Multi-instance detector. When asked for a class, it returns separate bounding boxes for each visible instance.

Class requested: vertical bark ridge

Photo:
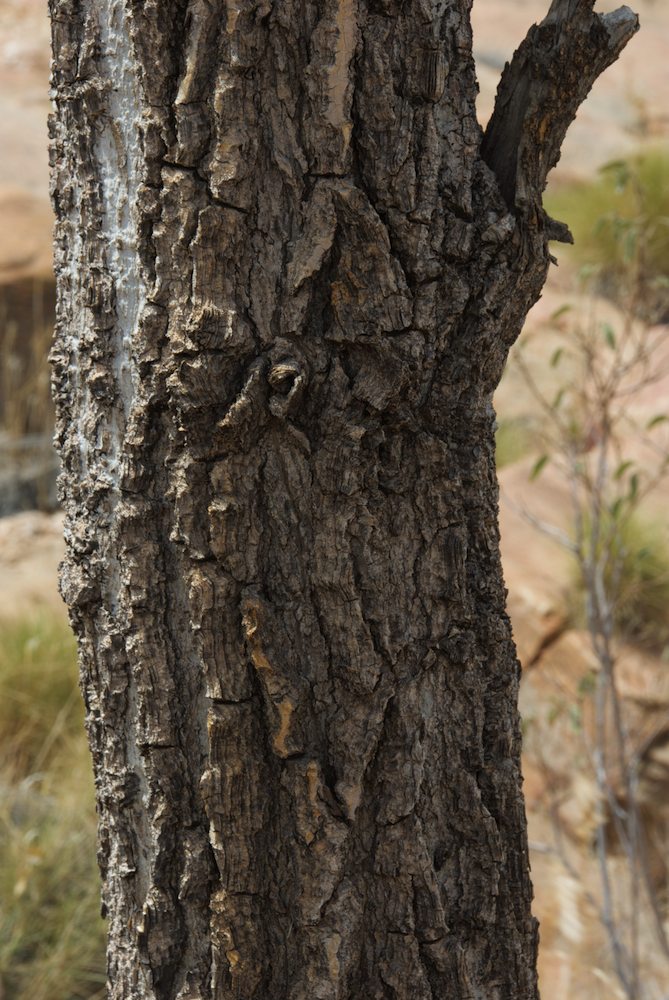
[50,0,635,996]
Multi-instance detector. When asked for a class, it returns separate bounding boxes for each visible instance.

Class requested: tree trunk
[48,1,637,997]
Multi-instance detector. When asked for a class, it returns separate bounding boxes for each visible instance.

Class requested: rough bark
[48,1,637,997]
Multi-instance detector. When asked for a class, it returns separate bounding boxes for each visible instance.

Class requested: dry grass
[0,615,106,1000]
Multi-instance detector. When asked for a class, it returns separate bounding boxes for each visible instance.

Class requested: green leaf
[614,460,634,480]
[577,671,596,697]
[646,414,668,430]
[599,159,630,182]
[623,228,637,263]
[593,216,612,238]
[550,304,572,322]
[551,387,565,411]
[609,497,624,519]
[599,159,628,171]
[578,263,600,283]
[550,347,564,368]
[569,704,582,732]
[629,473,639,501]
[546,703,563,725]
[530,454,550,480]
[599,159,632,193]
[602,323,616,349]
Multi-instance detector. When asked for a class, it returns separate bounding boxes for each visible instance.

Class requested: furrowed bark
[48,1,636,997]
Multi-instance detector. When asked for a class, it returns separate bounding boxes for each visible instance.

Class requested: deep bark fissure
[49,0,637,997]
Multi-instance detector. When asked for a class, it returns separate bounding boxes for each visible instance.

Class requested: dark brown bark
[48,1,636,997]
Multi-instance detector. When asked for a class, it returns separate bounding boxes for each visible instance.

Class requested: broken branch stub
[481,0,639,240]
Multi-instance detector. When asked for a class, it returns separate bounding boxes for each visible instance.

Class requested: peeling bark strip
[49,1,635,997]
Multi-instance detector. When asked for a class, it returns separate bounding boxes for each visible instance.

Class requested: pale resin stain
[226,0,241,34]
[213,137,243,182]
[326,933,342,982]
[243,602,300,758]
[272,698,295,757]
[95,0,145,477]
[301,760,323,844]
[244,610,272,673]
[176,0,209,104]
[339,780,361,819]
[326,0,358,140]
[250,647,271,671]
[225,948,241,970]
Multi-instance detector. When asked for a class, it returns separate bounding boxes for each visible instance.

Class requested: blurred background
[0,1,667,997]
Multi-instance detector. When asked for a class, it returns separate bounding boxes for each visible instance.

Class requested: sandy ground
[0,510,66,620]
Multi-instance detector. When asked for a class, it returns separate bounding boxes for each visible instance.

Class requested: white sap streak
[64,196,91,472]
[56,95,90,472]
[94,0,151,879]
[95,0,146,480]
